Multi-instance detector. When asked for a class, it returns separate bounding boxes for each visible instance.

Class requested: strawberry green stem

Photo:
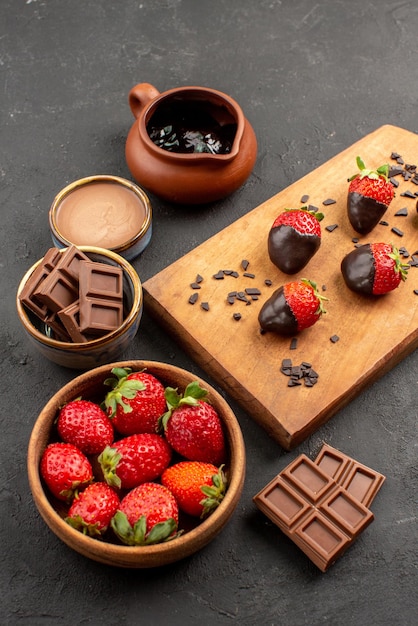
[102,367,145,418]
[160,381,208,431]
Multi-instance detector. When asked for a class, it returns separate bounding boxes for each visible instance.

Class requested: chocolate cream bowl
[49,175,152,261]
[16,246,142,369]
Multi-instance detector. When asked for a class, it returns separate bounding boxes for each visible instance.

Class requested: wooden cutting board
[143,125,418,450]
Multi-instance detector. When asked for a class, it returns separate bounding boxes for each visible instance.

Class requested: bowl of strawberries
[27,360,246,567]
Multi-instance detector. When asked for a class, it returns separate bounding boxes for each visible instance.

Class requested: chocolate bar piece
[58,301,90,343]
[55,245,90,284]
[78,261,123,301]
[253,445,385,572]
[34,270,78,313]
[79,298,124,335]
[315,443,385,507]
[78,261,124,335]
[18,248,61,320]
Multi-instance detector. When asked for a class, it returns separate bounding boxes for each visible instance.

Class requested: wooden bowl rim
[27,360,246,567]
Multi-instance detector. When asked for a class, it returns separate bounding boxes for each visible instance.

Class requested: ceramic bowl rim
[139,86,245,163]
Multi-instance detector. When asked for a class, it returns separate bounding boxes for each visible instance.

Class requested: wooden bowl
[27,360,246,567]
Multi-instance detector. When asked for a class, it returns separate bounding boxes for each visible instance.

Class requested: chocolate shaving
[325,224,338,232]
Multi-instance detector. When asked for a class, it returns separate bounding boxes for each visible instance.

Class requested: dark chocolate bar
[253,444,385,572]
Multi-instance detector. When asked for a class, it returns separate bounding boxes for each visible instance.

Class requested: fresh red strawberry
[65,482,120,537]
[160,381,226,466]
[347,156,395,234]
[103,367,167,435]
[268,207,323,274]
[57,399,114,455]
[40,442,93,501]
[111,482,179,545]
[98,433,172,490]
[161,461,227,518]
[341,242,409,295]
[258,278,328,335]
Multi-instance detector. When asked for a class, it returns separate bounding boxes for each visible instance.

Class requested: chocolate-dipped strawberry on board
[347,157,395,234]
[268,208,323,274]
[258,278,328,336]
[341,242,409,295]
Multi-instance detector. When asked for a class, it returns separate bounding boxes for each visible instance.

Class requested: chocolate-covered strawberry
[341,242,409,295]
[268,207,323,274]
[347,157,395,234]
[258,278,327,336]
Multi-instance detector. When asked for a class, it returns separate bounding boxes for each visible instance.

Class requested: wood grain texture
[143,125,418,450]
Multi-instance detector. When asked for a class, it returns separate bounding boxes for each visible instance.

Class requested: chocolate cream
[54,181,147,248]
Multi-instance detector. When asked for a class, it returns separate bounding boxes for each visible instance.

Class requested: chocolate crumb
[241,259,249,271]
[330,335,340,343]
[264,279,273,286]
[379,220,389,226]
[390,152,401,160]
[201,302,210,311]
[401,190,415,198]
[321,285,327,291]
[190,282,201,289]
[322,198,336,206]
[308,204,319,213]
[233,312,242,321]
[352,237,359,243]
[389,166,404,177]
[243,272,255,278]
[189,293,199,304]
[213,271,224,280]
[245,288,261,296]
[301,194,310,203]
[281,358,293,371]
[395,208,408,216]
[290,337,298,350]
[414,289,418,295]
[196,274,203,283]
[325,224,338,232]
[391,227,404,237]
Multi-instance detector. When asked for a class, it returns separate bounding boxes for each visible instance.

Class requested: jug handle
[128,83,160,119]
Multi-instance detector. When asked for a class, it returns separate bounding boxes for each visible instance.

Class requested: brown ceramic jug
[125,83,257,205]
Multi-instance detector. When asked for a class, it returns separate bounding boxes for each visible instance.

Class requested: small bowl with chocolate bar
[27,360,246,567]
[16,245,142,369]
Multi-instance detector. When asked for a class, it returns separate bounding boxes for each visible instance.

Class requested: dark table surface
[1,1,417,624]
